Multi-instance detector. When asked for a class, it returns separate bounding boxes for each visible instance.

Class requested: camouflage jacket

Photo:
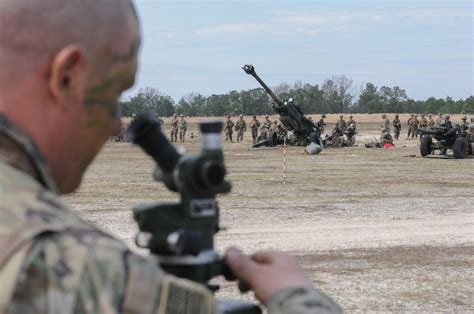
[249,119,260,130]
[0,113,342,314]
[178,119,188,130]
[170,118,179,129]
[392,118,401,129]
[225,120,234,131]
[235,119,246,132]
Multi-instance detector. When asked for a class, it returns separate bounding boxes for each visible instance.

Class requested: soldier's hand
[225,247,314,304]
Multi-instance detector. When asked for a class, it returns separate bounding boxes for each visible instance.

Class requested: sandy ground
[64,116,474,312]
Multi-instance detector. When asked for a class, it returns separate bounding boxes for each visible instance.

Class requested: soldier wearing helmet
[249,115,261,145]
[392,114,401,140]
[316,114,327,134]
[427,114,435,127]
[225,115,235,142]
[178,114,188,142]
[347,115,356,130]
[336,115,346,132]
[170,113,179,142]
[260,115,272,140]
[381,114,390,134]
[435,113,443,126]
[235,115,247,142]
[460,116,469,133]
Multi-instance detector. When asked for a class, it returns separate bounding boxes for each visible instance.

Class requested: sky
[127,0,473,101]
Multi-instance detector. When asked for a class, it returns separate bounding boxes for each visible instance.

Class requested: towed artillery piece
[419,121,472,158]
[242,65,320,148]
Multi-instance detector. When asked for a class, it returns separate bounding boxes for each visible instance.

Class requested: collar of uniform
[0,113,59,193]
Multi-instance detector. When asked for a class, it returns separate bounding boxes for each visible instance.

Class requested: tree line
[121,78,474,117]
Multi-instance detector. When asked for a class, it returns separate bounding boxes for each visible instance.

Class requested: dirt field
[64,114,474,312]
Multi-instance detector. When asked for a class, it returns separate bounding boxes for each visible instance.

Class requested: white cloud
[193,23,272,36]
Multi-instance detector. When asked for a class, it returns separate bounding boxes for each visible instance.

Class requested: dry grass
[64,115,474,312]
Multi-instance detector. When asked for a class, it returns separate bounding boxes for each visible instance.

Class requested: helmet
[349,115,353,118]
[428,114,432,117]
[411,114,414,117]
[273,120,277,124]
[462,116,467,120]
[340,115,343,118]
[382,114,386,118]
[321,114,326,118]
[395,114,399,118]
[173,114,177,117]
[253,115,257,118]
[180,114,184,117]
[265,115,269,118]
[227,115,231,118]
[240,114,243,118]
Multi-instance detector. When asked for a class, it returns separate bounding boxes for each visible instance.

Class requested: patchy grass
[64,116,474,312]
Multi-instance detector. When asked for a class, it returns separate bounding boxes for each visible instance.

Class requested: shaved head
[0,0,139,83]
[0,0,141,193]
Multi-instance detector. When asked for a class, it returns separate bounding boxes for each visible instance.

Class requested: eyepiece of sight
[126,114,180,173]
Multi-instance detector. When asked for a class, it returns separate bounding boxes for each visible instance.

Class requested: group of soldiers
[225,114,287,145]
[377,113,470,144]
[169,113,188,142]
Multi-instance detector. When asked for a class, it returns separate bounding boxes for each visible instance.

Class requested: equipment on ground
[419,122,472,158]
[242,65,320,148]
[126,115,261,314]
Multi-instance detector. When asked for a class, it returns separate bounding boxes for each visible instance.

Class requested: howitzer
[419,123,471,158]
[126,115,261,314]
[242,65,319,147]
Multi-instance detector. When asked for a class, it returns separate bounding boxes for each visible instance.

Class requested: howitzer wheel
[420,135,432,157]
[452,137,468,159]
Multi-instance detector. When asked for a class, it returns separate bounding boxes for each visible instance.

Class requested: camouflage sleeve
[10,231,218,314]
[266,287,343,314]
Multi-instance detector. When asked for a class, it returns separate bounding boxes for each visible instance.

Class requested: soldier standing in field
[260,115,272,140]
[235,115,247,142]
[381,114,390,137]
[178,114,188,142]
[427,114,435,127]
[336,115,347,132]
[225,115,235,142]
[460,116,469,133]
[392,114,401,140]
[316,113,327,135]
[406,114,414,139]
[347,115,356,130]
[419,114,428,137]
[435,113,443,126]
[412,114,420,138]
[170,113,178,142]
[249,115,261,145]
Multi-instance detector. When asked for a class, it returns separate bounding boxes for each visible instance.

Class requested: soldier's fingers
[251,250,279,264]
[225,247,260,285]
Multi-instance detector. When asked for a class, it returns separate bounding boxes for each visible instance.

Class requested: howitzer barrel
[242,64,284,107]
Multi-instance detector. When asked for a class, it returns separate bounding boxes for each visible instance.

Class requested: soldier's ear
[48,46,87,107]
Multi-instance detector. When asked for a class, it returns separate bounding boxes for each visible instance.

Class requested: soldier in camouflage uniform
[381,114,390,137]
[0,1,342,313]
[435,113,443,126]
[249,115,261,145]
[418,114,428,138]
[392,114,401,140]
[260,115,272,141]
[460,116,469,133]
[336,115,347,132]
[427,114,435,127]
[316,113,327,135]
[170,114,179,142]
[412,114,420,138]
[225,115,235,142]
[347,115,356,130]
[235,115,247,142]
[178,114,188,142]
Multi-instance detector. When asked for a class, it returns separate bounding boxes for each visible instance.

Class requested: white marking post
[283,137,287,185]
